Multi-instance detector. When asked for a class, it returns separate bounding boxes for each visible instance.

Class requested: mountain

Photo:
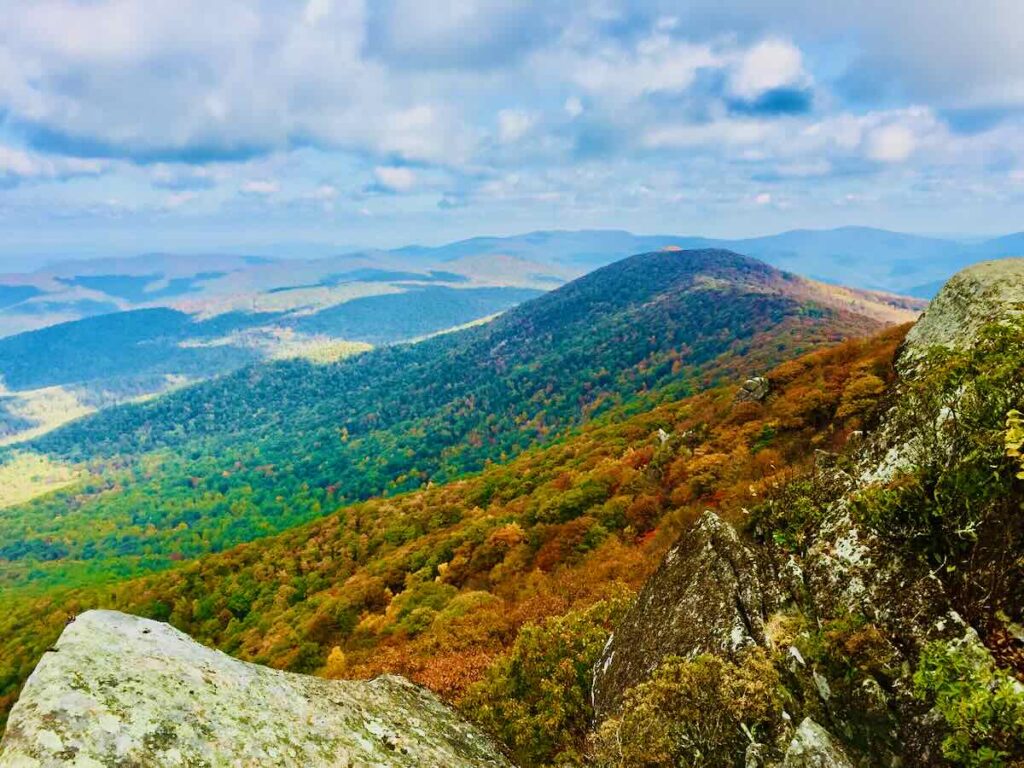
[6,223,1015,445]
[0,249,918,596]
[0,286,541,445]
[590,258,1024,765]
[369,226,1024,294]
[0,301,913,733]
[1,258,1019,763]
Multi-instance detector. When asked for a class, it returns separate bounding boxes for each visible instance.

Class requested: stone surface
[592,510,778,717]
[899,257,1024,371]
[0,611,510,768]
[781,719,854,768]
[736,376,771,403]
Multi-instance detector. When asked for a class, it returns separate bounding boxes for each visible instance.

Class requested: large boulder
[0,611,510,768]
[898,258,1024,370]
[592,511,780,717]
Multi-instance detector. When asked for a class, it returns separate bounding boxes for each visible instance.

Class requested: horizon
[1,223,1021,273]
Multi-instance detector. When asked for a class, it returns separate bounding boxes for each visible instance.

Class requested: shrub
[913,639,1024,767]
[592,649,784,768]
[462,595,630,767]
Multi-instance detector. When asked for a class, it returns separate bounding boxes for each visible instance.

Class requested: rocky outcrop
[592,260,1024,764]
[736,376,771,403]
[592,511,780,717]
[899,258,1024,370]
[0,611,510,768]
[781,719,854,768]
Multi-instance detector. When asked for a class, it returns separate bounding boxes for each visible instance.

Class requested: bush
[462,595,630,767]
[591,649,784,768]
[914,639,1024,767]
[852,320,1024,603]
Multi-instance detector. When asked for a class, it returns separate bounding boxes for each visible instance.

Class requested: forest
[0,250,884,595]
[0,322,911,744]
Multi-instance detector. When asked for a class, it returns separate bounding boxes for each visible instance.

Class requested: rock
[592,511,778,717]
[0,611,510,768]
[899,258,1024,372]
[745,741,771,768]
[782,718,854,768]
[736,376,771,403]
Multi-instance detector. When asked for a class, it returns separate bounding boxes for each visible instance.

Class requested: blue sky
[2,0,1024,262]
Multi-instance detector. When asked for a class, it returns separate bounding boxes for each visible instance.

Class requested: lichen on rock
[0,610,510,768]
[781,718,854,768]
[899,258,1024,370]
[592,510,780,718]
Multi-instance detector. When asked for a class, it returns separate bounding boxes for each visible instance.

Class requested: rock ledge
[0,610,509,767]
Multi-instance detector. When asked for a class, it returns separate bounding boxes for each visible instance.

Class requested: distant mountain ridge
[381,226,1023,296]
[0,226,1013,341]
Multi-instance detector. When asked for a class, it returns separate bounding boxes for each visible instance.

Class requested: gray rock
[899,258,1024,368]
[736,376,771,403]
[592,511,778,717]
[0,610,510,768]
[782,719,854,768]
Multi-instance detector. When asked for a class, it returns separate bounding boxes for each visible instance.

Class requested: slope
[0,321,911,733]
[0,251,919,594]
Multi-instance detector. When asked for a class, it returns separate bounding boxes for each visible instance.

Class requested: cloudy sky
[2,0,1024,260]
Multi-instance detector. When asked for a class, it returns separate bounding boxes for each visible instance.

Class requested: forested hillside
[0,286,539,445]
[0,323,911,732]
[0,251,905,595]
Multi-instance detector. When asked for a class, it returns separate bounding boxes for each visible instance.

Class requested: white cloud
[643,119,772,150]
[564,96,583,118]
[866,123,917,163]
[498,109,535,143]
[0,144,104,181]
[374,165,416,192]
[562,32,721,104]
[729,39,809,100]
[240,179,279,195]
[303,0,332,26]
[310,184,338,200]
[163,191,197,209]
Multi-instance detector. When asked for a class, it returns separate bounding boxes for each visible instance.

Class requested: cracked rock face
[592,510,778,718]
[0,611,510,768]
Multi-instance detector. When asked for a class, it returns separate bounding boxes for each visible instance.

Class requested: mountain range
[2,224,1007,447]
[1,252,1020,766]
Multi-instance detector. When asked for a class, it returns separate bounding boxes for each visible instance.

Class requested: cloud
[163,190,197,209]
[150,164,220,191]
[373,166,417,192]
[729,39,809,101]
[3,1,1024,242]
[0,143,104,185]
[866,123,917,163]
[498,110,536,143]
[365,0,562,69]
[556,31,722,105]
[240,179,280,195]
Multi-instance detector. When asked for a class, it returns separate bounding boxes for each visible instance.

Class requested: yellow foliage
[1006,409,1024,479]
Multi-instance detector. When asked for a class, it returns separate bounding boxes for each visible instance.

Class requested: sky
[2,0,1024,262]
